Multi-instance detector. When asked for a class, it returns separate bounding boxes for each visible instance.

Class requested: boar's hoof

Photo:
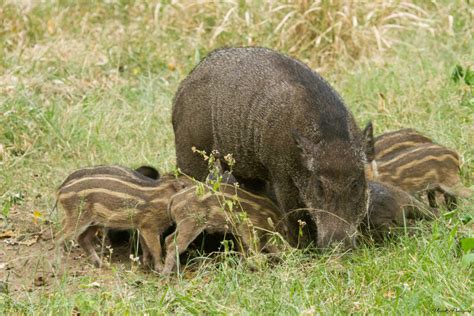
[153,263,164,273]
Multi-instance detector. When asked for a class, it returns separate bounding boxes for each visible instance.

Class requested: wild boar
[162,183,293,275]
[360,181,438,242]
[55,170,192,271]
[374,128,433,161]
[366,143,471,210]
[172,47,373,249]
[58,165,161,246]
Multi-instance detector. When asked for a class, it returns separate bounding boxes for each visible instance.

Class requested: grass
[0,0,473,314]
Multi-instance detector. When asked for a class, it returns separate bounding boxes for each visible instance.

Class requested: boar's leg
[238,226,280,254]
[77,226,102,267]
[54,221,71,249]
[263,243,280,254]
[55,215,92,249]
[173,87,215,181]
[271,179,315,246]
[139,234,153,268]
[272,177,301,214]
[259,232,282,253]
[444,193,457,211]
[174,121,213,181]
[237,225,263,253]
[162,220,204,276]
[139,227,164,272]
[427,190,437,208]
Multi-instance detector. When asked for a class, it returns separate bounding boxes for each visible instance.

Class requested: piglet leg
[139,227,163,272]
[139,234,153,268]
[162,220,204,276]
[77,226,102,267]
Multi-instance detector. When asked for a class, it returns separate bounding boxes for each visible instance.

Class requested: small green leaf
[2,202,11,218]
[443,210,457,219]
[468,98,474,108]
[464,67,474,86]
[448,225,459,247]
[194,48,201,65]
[461,253,474,266]
[9,192,24,205]
[451,65,464,83]
[224,199,234,212]
[461,214,473,225]
[460,237,474,252]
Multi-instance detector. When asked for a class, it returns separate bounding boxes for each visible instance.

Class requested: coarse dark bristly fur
[162,183,293,275]
[366,140,472,210]
[55,169,193,271]
[360,181,438,243]
[172,47,373,249]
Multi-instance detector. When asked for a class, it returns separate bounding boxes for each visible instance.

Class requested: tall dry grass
[1,0,470,84]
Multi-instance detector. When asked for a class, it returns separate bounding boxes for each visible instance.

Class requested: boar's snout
[313,212,358,250]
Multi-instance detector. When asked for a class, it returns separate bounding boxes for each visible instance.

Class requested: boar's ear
[135,166,160,180]
[291,129,318,171]
[362,121,375,163]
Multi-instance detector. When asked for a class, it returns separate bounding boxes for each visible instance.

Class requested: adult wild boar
[172,47,373,249]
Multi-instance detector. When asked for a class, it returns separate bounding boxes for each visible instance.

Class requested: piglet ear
[362,121,375,163]
[291,129,318,171]
[135,166,160,180]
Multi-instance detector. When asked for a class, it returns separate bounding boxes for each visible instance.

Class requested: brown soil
[0,206,237,299]
[0,206,161,298]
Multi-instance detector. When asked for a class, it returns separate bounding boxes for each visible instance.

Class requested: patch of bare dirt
[0,209,155,298]
[0,207,239,299]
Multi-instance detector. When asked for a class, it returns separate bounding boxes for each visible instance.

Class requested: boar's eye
[349,179,363,195]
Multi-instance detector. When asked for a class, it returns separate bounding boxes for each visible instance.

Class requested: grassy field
[0,0,473,314]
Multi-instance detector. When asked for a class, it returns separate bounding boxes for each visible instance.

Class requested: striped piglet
[162,183,293,275]
[366,129,471,209]
[55,166,193,271]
